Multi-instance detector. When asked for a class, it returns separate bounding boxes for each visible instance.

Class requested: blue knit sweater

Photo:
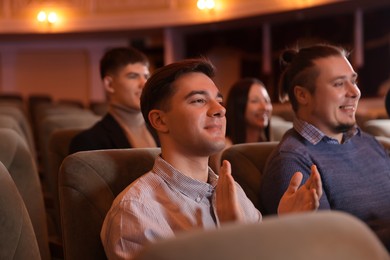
[261,128,390,250]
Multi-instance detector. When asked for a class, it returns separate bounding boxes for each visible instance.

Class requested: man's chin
[335,123,355,133]
[208,140,226,155]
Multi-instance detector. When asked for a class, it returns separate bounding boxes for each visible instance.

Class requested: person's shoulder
[359,130,380,141]
[354,130,385,147]
[276,128,307,152]
[68,119,106,154]
[265,129,311,170]
[73,115,106,138]
[356,130,389,152]
[68,128,93,150]
[115,171,164,204]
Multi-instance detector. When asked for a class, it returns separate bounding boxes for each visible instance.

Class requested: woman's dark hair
[225,77,270,144]
[141,58,215,128]
[100,47,149,79]
[278,44,349,111]
[385,89,390,118]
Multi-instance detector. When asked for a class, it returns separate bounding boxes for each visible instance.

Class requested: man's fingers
[216,160,242,222]
[221,160,231,175]
[309,165,323,198]
[309,189,320,210]
[287,172,303,194]
[219,160,230,178]
[217,160,233,196]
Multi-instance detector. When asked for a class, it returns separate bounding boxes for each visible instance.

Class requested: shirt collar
[293,117,360,145]
[152,156,216,201]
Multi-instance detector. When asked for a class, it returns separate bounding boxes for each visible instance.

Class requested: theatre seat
[364,119,390,137]
[0,161,41,260]
[221,142,278,211]
[0,104,37,160]
[270,115,292,141]
[0,128,51,260]
[134,211,389,260]
[47,128,85,239]
[59,148,161,260]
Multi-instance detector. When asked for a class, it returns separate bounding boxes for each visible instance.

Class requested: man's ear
[148,109,169,133]
[294,85,310,105]
[103,76,114,93]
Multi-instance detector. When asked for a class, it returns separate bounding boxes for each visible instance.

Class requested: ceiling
[1,0,388,35]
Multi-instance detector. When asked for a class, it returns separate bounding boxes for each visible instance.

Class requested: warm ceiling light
[47,12,58,24]
[37,10,58,24]
[197,0,215,10]
[37,11,47,22]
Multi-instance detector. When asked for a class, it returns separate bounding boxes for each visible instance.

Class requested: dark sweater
[261,128,390,250]
[69,113,159,154]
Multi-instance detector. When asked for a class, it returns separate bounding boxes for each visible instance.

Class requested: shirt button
[195,196,201,203]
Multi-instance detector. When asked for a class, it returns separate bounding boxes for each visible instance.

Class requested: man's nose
[210,101,226,117]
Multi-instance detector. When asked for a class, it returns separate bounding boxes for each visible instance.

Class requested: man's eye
[128,74,138,79]
[192,99,205,104]
[334,81,344,87]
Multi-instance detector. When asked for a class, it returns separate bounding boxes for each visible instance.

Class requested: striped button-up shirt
[101,156,261,259]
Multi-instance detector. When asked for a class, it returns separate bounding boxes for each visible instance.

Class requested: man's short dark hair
[100,47,149,79]
[141,58,215,128]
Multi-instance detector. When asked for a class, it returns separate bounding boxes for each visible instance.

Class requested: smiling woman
[226,78,273,145]
[208,77,274,174]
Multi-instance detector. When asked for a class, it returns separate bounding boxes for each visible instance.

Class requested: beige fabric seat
[0,128,51,260]
[39,112,101,190]
[90,101,108,116]
[272,102,294,122]
[0,161,41,260]
[364,119,390,137]
[59,148,161,260]
[270,115,292,141]
[47,128,84,238]
[0,104,36,160]
[221,142,278,211]
[134,211,389,260]
[0,114,29,146]
[32,102,95,156]
[38,114,100,252]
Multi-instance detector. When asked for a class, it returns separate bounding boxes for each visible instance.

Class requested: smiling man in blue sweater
[261,44,390,251]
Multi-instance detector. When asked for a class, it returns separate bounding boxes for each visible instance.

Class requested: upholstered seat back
[33,102,98,157]
[134,211,389,260]
[270,116,292,141]
[59,148,161,260]
[221,142,278,211]
[0,104,36,160]
[0,114,29,145]
[364,119,390,137]
[0,161,41,260]
[0,129,50,260]
[39,113,101,191]
[47,128,84,237]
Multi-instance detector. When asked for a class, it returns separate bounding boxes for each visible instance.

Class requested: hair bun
[280,49,297,68]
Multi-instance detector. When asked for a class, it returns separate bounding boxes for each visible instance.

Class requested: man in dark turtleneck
[69,47,159,154]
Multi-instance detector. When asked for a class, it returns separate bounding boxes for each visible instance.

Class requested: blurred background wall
[0,0,388,106]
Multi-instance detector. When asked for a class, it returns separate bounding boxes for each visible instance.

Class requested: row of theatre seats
[0,93,389,259]
[0,94,104,260]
